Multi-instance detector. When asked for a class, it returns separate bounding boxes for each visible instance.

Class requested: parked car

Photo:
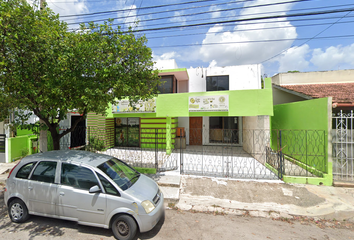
[4,150,164,240]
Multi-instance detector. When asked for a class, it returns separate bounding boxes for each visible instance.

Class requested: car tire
[111,215,137,240]
[8,199,29,223]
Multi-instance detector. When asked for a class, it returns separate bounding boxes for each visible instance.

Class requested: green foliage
[87,137,105,152]
[287,70,300,73]
[21,148,29,158]
[0,0,159,150]
[133,167,157,174]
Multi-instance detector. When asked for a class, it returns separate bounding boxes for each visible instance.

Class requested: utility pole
[40,0,46,10]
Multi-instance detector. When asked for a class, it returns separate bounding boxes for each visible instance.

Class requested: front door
[70,116,86,148]
[189,117,202,145]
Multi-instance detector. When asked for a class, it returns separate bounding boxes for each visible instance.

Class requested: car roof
[21,150,112,167]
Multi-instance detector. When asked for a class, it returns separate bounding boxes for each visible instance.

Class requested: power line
[260,9,354,63]
[59,0,221,18]
[124,7,354,33]
[64,0,311,25]
[105,2,354,35]
[148,34,354,48]
[146,19,354,40]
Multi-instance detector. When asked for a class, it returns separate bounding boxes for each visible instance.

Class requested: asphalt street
[0,194,353,240]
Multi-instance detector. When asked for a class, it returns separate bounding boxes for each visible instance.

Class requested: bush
[87,137,105,152]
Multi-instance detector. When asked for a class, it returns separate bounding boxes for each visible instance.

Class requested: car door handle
[59,192,65,196]
[28,187,33,190]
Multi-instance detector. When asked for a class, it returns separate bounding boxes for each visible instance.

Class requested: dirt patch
[182,177,325,207]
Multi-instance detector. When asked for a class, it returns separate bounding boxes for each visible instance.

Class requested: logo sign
[112,99,156,113]
[189,95,228,112]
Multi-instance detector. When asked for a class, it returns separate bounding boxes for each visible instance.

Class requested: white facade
[176,64,262,146]
[272,69,354,85]
[188,64,261,92]
[154,59,178,70]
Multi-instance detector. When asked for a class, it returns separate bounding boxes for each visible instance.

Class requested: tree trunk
[49,127,61,150]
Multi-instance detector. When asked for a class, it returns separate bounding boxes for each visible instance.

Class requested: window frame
[60,162,100,191]
[29,161,57,184]
[158,75,177,94]
[206,75,229,91]
[15,161,37,180]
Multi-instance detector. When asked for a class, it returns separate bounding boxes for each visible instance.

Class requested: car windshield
[97,158,140,191]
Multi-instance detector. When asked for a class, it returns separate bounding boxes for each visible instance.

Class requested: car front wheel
[8,199,29,223]
[111,215,137,240]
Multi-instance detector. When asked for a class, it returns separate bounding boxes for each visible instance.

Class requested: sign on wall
[112,99,156,113]
[189,95,229,112]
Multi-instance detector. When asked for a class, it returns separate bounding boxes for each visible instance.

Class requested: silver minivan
[4,150,164,240]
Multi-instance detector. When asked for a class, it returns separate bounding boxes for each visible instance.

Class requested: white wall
[188,64,261,92]
[154,59,178,70]
[177,117,189,145]
[272,69,354,85]
[187,67,206,92]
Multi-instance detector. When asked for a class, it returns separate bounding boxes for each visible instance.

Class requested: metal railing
[332,110,354,182]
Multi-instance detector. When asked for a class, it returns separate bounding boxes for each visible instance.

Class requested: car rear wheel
[8,199,29,223]
[112,215,137,240]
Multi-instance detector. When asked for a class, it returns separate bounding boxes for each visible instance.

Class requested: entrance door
[209,117,239,144]
[70,116,86,148]
[0,134,5,163]
[189,117,202,145]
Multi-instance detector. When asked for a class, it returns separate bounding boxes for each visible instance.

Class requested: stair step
[160,186,180,204]
[151,175,181,188]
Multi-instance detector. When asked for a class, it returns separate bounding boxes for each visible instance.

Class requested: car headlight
[142,200,155,214]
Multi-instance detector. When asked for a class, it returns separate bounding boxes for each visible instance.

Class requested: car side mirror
[89,185,101,194]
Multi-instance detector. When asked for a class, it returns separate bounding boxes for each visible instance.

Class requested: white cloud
[209,6,221,19]
[169,11,187,25]
[47,0,88,17]
[153,51,180,61]
[198,0,297,66]
[208,60,218,68]
[115,1,138,29]
[310,44,354,70]
[277,44,310,72]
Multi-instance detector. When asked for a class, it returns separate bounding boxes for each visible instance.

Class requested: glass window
[98,158,140,191]
[97,173,120,196]
[30,161,57,183]
[61,163,99,190]
[158,76,174,94]
[115,117,140,147]
[206,76,229,91]
[16,162,37,179]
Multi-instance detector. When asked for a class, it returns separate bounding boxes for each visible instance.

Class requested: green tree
[0,0,159,150]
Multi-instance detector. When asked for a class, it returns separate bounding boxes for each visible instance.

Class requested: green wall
[271,97,332,185]
[107,78,273,118]
[8,135,38,162]
[140,118,177,149]
[271,97,328,130]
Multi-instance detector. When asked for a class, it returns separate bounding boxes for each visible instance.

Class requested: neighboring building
[271,69,354,184]
[272,69,354,113]
[87,60,272,154]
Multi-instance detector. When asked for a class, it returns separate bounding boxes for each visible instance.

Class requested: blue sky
[45,0,354,77]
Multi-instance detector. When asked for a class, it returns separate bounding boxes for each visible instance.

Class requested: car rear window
[16,162,37,179]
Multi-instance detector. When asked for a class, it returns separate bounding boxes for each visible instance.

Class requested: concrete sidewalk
[175,176,354,222]
[0,162,18,184]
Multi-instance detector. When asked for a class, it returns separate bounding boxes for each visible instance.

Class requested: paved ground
[177,176,354,222]
[0,205,353,240]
